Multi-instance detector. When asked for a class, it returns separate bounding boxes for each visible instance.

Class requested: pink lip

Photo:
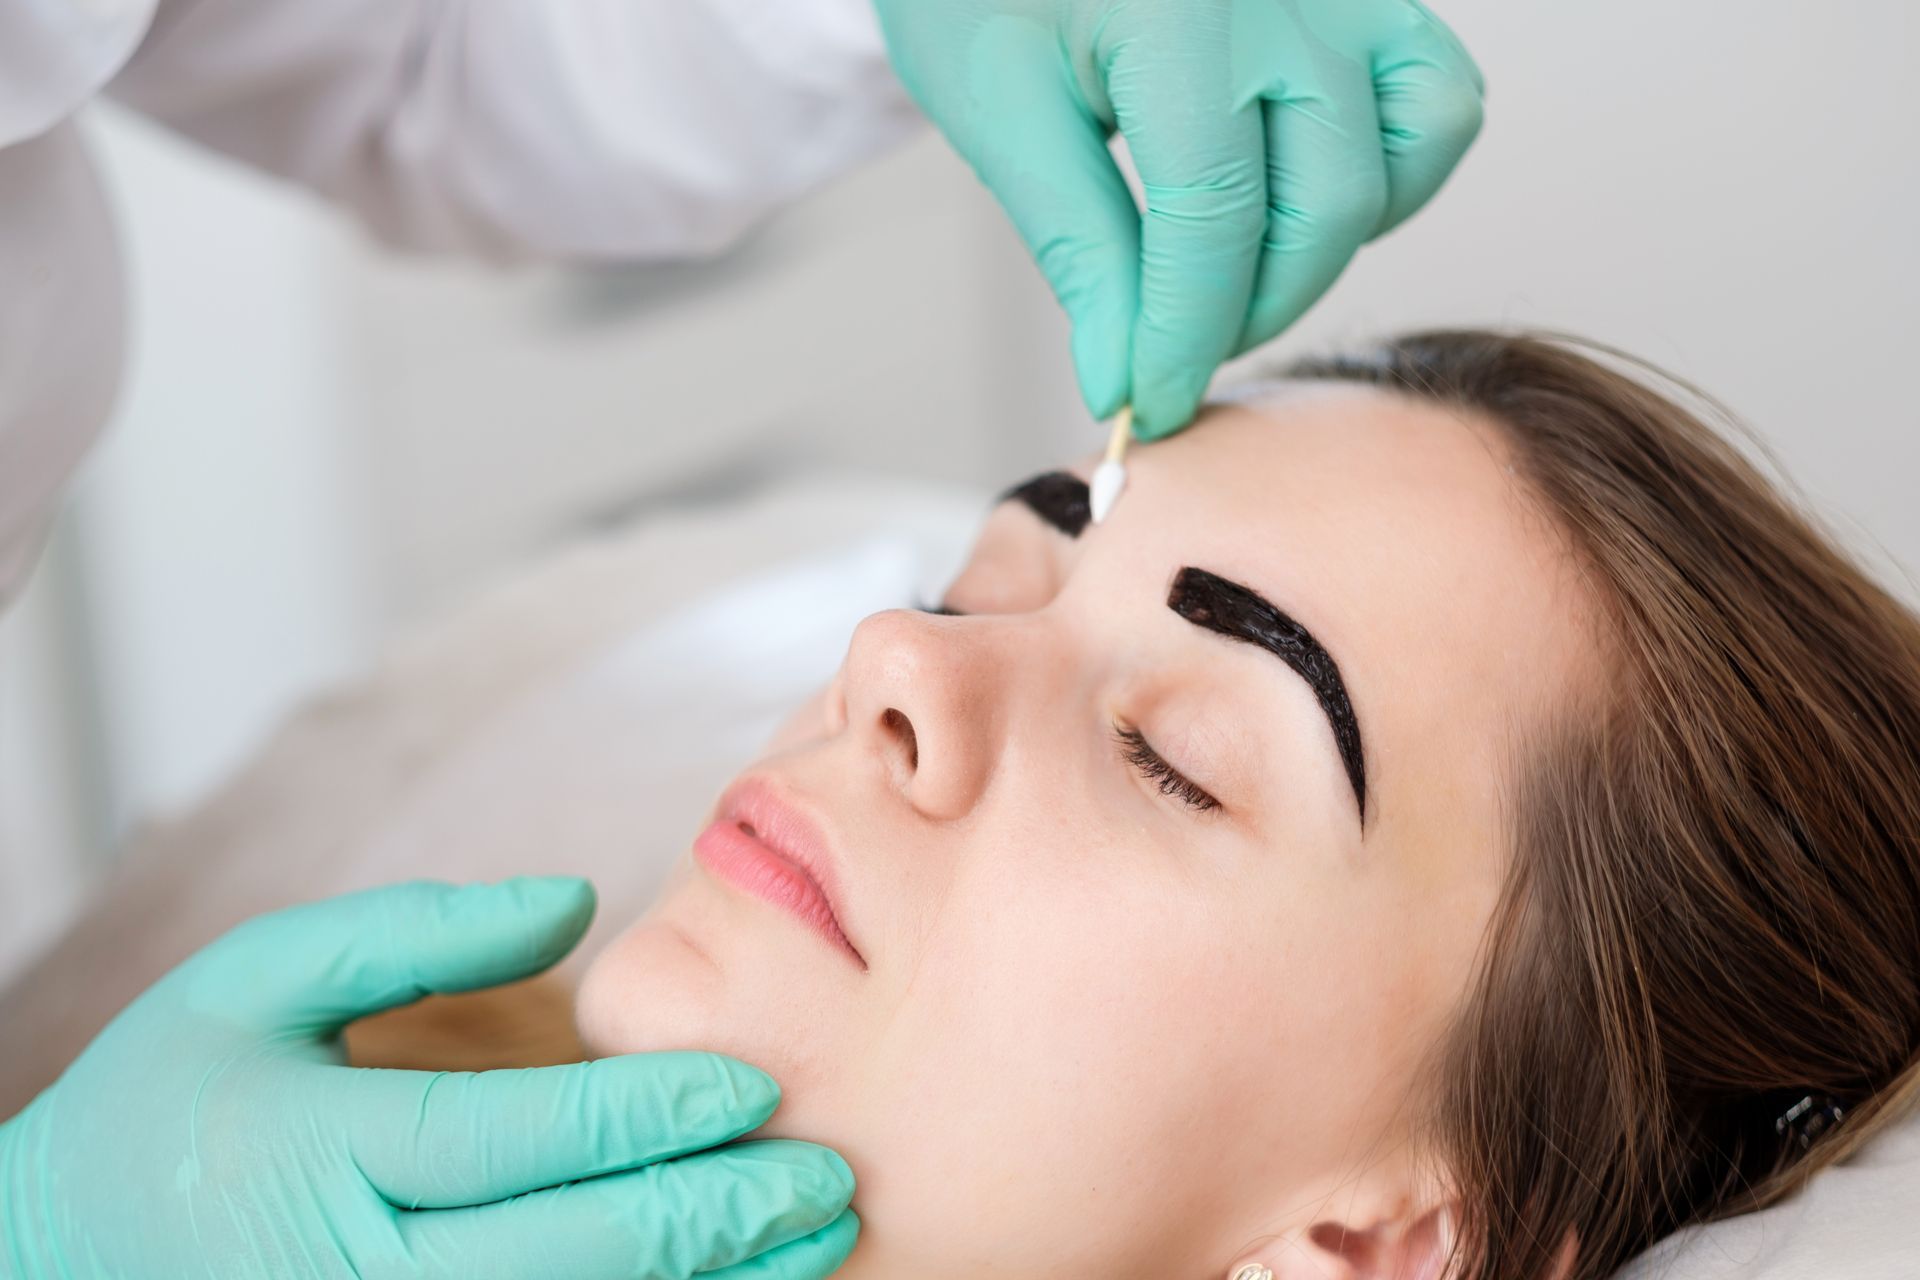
[693,778,866,969]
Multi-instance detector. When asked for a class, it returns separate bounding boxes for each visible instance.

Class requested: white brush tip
[1090,459,1126,524]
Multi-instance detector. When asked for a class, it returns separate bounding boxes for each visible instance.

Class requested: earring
[1230,1266,1273,1280]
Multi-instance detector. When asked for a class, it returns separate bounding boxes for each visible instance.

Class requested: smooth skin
[874,0,1486,437]
[578,387,1603,1277]
[0,878,857,1280]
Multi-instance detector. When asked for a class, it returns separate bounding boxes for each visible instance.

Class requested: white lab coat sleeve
[0,0,158,146]
[106,0,926,261]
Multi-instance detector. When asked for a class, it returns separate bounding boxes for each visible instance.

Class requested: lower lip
[693,819,861,963]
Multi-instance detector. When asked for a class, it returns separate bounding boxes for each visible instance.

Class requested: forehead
[1096,384,1601,842]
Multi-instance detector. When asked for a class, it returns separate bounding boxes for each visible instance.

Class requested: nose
[828,608,1004,820]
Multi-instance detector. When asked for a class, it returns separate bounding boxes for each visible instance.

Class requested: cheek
[1197,861,1497,1201]
[839,857,1282,1273]
[850,861,1478,1275]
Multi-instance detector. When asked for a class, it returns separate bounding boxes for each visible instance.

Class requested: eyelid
[1113,723,1221,814]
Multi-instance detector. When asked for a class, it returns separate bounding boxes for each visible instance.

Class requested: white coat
[0,0,920,607]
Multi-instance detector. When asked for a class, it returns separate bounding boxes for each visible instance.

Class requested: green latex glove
[0,878,858,1280]
[873,0,1485,438]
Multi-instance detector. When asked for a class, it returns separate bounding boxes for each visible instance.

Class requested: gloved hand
[873,0,1485,438]
[0,878,858,1280]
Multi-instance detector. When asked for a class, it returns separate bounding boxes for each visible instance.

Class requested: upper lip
[713,775,865,967]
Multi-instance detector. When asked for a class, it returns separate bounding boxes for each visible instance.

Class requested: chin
[576,910,735,1059]
[574,873,855,1142]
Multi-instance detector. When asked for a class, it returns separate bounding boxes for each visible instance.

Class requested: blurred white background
[1,1,1915,983]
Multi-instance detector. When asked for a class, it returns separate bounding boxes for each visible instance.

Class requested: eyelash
[1114,724,1221,814]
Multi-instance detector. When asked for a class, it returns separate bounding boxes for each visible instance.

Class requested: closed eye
[1114,724,1220,814]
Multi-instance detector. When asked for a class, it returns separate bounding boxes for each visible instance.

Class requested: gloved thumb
[947,24,1140,420]
[178,877,597,1035]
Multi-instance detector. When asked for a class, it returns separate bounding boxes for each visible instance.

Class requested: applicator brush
[1090,405,1133,525]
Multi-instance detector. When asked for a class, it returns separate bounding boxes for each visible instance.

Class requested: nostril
[881,707,918,771]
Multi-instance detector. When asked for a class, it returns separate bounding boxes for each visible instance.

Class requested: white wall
[0,112,380,973]
[0,531,99,979]
[1,0,1915,983]
[71,111,375,839]
[1273,2,1920,586]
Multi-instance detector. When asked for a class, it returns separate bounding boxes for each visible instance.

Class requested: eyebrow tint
[987,476,1365,819]
[1167,567,1367,820]
[1001,471,1091,538]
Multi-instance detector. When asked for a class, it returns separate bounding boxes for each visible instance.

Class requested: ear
[1303,1203,1454,1280]
[1239,1199,1456,1280]
[1247,1208,1583,1280]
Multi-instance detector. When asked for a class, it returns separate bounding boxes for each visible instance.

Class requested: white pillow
[1613,1107,1920,1278]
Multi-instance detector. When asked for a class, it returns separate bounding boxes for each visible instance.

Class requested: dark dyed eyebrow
[999,471,1090,538]
[1167,567,1366,822]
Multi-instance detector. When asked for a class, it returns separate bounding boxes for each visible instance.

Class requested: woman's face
[577,386,1599,1277]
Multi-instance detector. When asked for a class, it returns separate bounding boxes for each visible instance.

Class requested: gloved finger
[386,1140,856,1280]
[697,1209,860,1280]
[1371,11,1486,235]
[1232,76,1389,360]
[961,24,1139,420]
[1110,25,1267,439]
[185,878,595,1033]
[348,1053,783,1209]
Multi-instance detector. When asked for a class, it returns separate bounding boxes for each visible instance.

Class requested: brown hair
[1285,332,1920,1280]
